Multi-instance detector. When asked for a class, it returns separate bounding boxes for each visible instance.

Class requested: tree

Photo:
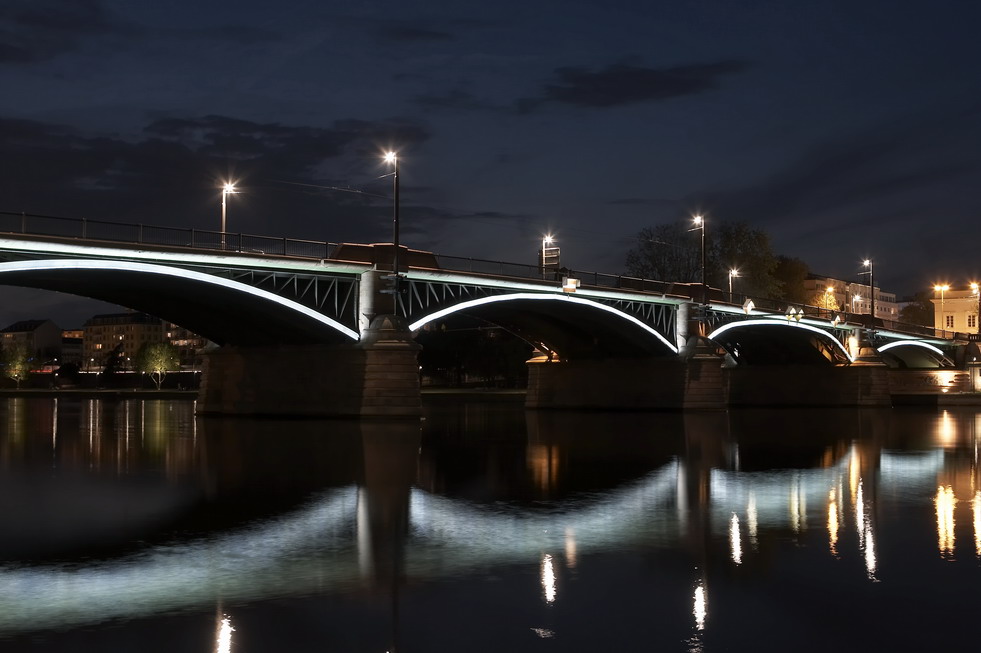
[135,342,179,390]
[772,256,811,303]
[624,219,781,298]
[1,344,30,389]
[808,289,840,311]
[899,290,935,327]
[709,221,781,298]
[624,223,701,283]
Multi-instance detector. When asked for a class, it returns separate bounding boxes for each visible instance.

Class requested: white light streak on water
[729,514,742,565]
[541,554,556,604]
[693,583,706,630]
[215,614,234,653]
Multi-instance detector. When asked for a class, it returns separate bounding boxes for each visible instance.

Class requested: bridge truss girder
[224,269,360,331]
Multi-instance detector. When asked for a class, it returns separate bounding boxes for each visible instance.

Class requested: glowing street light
[692,214,706,304]
[728,268,739,301]
[825,286,836,314]
[861,258,875,337]
[935,284,950,334]
[384,151,401,290]
[220,182,237,249]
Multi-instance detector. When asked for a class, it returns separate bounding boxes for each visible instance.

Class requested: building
[82,312,165,371]
[60,329,84,365]
[802,276,899,320]
[931,287,979,334]
[164,322,211,370]
[1,319,63,362]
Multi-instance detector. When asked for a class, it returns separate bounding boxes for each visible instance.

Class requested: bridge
[0,211,975,416]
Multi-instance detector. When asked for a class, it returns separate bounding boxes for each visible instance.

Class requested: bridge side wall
[526,358,894,409]
[525,358,693,410]
[725,365,891,407]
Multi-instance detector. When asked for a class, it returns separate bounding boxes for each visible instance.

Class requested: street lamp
[728,268,739,301]
[692,214,706,304]
[384,151,401,287]
[935,284,950,334]
[220,182,236,248]
[825,286,835,314]
[861,258,874,337]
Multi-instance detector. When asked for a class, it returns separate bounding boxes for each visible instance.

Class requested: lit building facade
[931,287,980,334]
[82,312,165,371]
[1,319,63,361]
[802,276,899,319]
[164,322,211,370]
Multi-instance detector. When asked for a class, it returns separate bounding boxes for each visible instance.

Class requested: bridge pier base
[198,315,421,418]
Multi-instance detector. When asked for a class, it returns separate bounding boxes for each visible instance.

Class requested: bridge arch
[708,319,853,365]
[0,259,359,345]
[408,292,679,359]
[877,340,953,368]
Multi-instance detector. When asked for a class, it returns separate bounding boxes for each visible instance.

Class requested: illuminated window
[946,315,955,328]
[969,315,977,328]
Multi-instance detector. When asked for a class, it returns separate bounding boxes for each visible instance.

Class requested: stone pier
[198,314,421,418]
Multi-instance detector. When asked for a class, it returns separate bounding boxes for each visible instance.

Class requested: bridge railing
[0,211,339,260]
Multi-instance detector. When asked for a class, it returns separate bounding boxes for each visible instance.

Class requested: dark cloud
[380,25,454,42]
[0,0,118,63]
[0,114,431,244]
[412,89,499,112]
[517,60,750,113]
[608,197,679,207]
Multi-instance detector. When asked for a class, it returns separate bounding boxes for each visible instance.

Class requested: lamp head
[222,182,236,194]
[384,151,397,165]
[693,214,703,226]
[543,234,554,245]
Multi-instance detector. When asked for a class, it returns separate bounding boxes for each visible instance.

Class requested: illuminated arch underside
[409,293,678,359]
[708,319,853,365]
[877,340,951,368]
[0,259,359,345]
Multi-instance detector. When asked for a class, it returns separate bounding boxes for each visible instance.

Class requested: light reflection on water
[2,399,981,651]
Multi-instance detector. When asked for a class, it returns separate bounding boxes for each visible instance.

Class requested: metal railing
[0,210,956,341]
[0,211,339,260]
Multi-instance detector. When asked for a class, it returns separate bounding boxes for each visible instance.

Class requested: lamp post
[693,214,706,304]
[862,258,874,337]
[728,268,739,302]
[384,151,401,286]
[935,284,950,335]
[220,182,236,249]
[825,286,835,315]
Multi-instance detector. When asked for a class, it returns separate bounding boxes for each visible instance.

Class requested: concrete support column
[676,303,689,352]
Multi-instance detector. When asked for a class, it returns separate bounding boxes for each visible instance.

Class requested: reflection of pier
[2,399,981,637]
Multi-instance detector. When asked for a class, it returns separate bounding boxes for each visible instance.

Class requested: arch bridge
[0,211,969,414]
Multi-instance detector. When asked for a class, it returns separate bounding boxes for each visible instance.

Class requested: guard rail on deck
[0,210,956,341]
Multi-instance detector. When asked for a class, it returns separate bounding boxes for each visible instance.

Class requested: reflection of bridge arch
[708,319,853,365]
[0,448,950,635]
[0,259,359,345]
[408,293,678,359]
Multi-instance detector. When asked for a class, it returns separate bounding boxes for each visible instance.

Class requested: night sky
[2,0,979,327]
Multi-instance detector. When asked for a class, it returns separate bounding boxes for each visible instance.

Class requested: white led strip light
[0,259,360,340]
[709,318,854,362]
[877,340,945,356]
[407,292,679,353]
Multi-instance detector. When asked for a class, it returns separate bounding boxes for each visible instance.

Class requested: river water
[0,395,979,652]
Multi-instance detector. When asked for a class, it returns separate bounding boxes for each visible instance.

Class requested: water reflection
[3,400,981,650]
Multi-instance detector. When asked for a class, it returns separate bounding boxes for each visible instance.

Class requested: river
[0,395,978,652]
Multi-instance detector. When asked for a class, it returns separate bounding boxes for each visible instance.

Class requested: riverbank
[0,388,198,400]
